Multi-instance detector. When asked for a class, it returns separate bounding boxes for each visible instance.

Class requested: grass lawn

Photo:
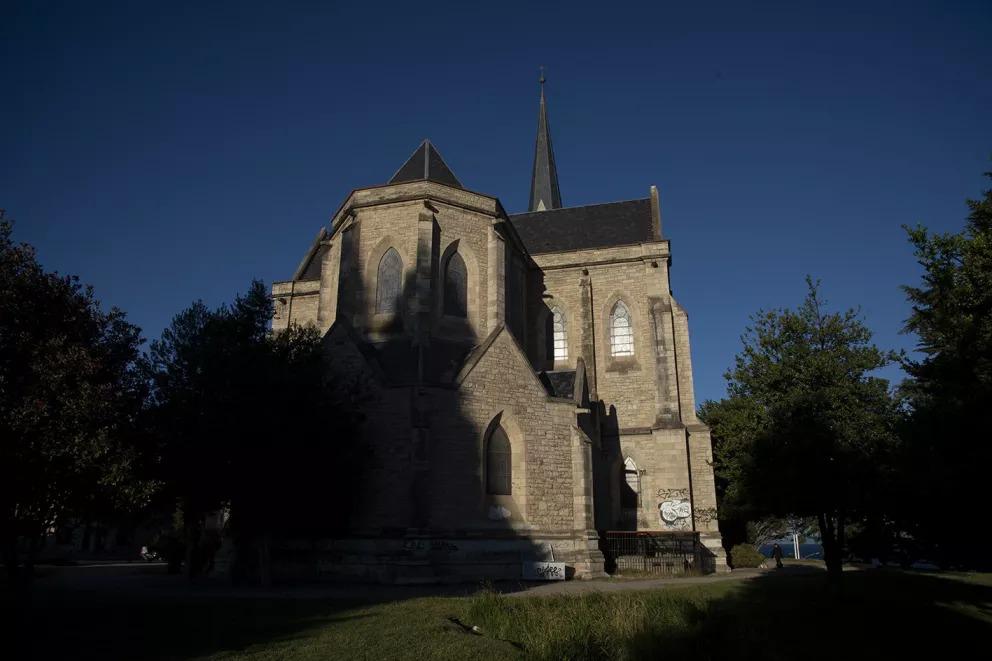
[11,569,992,660]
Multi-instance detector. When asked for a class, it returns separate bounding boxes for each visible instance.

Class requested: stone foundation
[263,532,605,584]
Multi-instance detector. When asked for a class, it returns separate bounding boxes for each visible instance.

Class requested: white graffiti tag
[659,500,692,528]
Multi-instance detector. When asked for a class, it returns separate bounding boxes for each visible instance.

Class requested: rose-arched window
[609,301,634,357]
[486,427,511,495]
[375,248,403,314]
[552,307,567,361]
[444,252,468,317]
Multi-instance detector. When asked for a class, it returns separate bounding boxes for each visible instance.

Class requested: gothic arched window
[486,427,511,495]
[375,248,403,314]
[552,307,568,362]
[623,457,640,506]
[609,301,634,357]
[444,252,468,317]
[620,457,639,528]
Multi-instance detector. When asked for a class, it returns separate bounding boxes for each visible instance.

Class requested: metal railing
[602,531,717,576]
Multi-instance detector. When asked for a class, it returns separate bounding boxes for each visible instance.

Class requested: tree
[145,281,368,582]
[899,172,992,567]
[0,217,148,587]
[701,278,900,579]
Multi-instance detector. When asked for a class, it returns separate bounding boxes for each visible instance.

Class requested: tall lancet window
[551,307,568,362]
[486,427,512,495]
[610,301,634,357]
[623,457,640,506]
[444,252,468,318]
[375,248,403,314]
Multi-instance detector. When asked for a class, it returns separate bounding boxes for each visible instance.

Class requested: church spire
[528,68,562,212]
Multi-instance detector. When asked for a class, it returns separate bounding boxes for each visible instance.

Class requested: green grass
[12,570,992,660]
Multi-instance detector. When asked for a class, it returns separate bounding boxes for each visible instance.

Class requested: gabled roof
[388,139,463,189]
[539,370,576,399]
[509,198,657,254]
[293,227,328,281]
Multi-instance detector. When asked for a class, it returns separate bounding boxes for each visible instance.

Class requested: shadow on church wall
[263,216,554,585]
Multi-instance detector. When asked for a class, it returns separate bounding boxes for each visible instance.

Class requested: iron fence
[602,531,717,576]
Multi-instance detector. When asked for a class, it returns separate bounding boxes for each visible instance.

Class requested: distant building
[272,79,726,581]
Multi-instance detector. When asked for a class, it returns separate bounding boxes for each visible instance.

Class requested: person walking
[771,543,784,569]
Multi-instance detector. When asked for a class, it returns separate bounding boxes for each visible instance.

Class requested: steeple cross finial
[539,66,545,86]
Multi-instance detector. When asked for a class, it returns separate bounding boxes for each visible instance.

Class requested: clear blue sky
[3,1,990,404]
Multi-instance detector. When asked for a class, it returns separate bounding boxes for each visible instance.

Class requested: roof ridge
[387,140,462,189]
[510,196,650,217]
[426,141,462,187]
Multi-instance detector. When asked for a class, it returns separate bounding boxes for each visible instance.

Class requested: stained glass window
[444,252,467,317]
[486,427,511,495]
[552,307,567,361]
[375,248,403,314]
[610,301,634,356]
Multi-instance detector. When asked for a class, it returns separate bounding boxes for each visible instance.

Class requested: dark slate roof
[509,198,656,254]
[529,81,562,212]
[372,337,475,385]
[540,370,576,399]
[298,243,328,280]
[388,140,462,189]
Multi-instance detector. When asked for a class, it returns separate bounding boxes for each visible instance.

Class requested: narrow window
[444,252,468,317]
[375,248,403,314]
[623,457,640,506]
[552,307,568,361]
[486,427,511,495]
[609,301,634,357]
[620,457,639,528]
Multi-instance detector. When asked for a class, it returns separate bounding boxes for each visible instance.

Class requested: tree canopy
[701,278,900,576]
[0,218,148,581]
[144,281,369,580]
[897,172,992,567]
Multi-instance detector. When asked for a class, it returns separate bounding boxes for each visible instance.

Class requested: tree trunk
[818,511,843,582]
[258,533,272,587]
[2,530,17,584]
[183,512,202,581]
[23,533,40,591]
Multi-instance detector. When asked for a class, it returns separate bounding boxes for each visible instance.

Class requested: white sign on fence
[522,561,566,581]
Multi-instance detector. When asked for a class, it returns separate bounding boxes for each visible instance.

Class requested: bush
[730,544,765,568]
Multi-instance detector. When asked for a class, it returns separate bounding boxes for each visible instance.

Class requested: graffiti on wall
[488,505,511,521]
[402,539,459,552]
[693,507,718,527]
[656,488,691,530]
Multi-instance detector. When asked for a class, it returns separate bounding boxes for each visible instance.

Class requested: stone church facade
[271,82,726,582]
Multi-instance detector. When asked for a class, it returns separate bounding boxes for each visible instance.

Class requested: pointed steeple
[388,139,462,189]
[528,69,562,212]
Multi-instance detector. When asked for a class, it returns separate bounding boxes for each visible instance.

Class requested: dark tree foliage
[700,279,900,579]
[0,218,148,585]
[145,281,368,581]
[898,172,992,568]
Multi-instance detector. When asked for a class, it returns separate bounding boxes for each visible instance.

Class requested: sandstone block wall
[270,177,722,576]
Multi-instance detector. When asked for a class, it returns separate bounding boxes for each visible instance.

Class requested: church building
[271,79,726,581]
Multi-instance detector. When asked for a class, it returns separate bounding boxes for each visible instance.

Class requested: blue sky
[3,1,990,404]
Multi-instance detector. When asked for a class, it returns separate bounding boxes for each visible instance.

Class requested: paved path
[28,562,833,604]
[506,568,769,597]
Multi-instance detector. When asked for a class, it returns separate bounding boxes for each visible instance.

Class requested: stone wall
[268,177,722,578]
[529,241,674,430]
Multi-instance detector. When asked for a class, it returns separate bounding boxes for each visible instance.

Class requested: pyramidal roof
[388,139,462,189]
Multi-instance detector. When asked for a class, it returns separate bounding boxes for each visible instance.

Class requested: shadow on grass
[469,567,992,660]
[3,563,438,661]
[636,569,992,660]
[6,566,992,660]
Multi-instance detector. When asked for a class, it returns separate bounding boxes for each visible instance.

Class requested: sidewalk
[507,567,772,597]
[30,561,836,604]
